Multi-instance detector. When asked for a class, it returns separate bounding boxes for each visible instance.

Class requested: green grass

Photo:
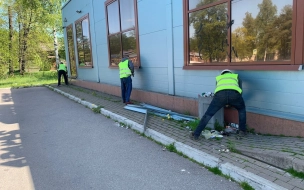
[92,106,104,113]
[181,119,200,131]
[165,143,177,152]
[0,71,57,88]
[207,166,222,175]
[240,182,254,190]
[214,120,224,131]
[286,168,304,179]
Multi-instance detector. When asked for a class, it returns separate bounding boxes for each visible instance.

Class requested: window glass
[188,3,228,64]
[106,0,139,67]
[82,19,92,63]
[109,34,122,66]
[107,1,120,34]
[122,30,137,65]
[67,26,77,77]
[120,0,135,31]
[75,16,93,67]
[75,22,85,65]
[231,0,293,62]
[189,0,222,10]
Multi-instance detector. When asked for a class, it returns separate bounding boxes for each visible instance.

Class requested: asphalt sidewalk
[47,84,304,190]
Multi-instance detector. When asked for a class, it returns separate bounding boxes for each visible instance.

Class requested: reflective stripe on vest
[59,64,67,71]
[214,73,242,94]
[119,60,131,78]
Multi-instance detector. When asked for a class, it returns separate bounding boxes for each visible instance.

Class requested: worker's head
[221,69,232,75]
[60,62,64,64]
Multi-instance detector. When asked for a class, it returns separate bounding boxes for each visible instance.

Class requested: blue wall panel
[172,0,183,27]
[137,0,166,35]
[139,31,168,68]
[92,0,105,22]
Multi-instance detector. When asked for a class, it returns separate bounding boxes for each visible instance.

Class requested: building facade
[62,0,304,137]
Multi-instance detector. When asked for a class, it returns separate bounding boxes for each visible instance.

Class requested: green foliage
[0,0,64,74]
[165,143,177,152]
[240,182,254,190]
[92,106,103,114]
[286,168,304,179]
[214,120,224,132]
[0,64,8,79]
[227,140,240,154]
[182,119,200,131]
[207,167,222,175]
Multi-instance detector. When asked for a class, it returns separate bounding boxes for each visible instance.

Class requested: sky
[231,0,293,30]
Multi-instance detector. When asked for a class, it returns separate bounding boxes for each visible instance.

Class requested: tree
[255,0,277,61]
[272,5,292,60]
[189,0,228,63]
[8,6,14,74]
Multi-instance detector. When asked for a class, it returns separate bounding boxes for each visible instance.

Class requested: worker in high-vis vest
[119,55,134,105]
[57,62,69,86]
[190,69,247,140]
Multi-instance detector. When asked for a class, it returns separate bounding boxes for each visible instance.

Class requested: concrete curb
[46,85,287,190]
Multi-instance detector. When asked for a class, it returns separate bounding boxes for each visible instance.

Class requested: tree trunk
[263,42,268,62]
[53,28,60,69]
[18,17,23,73]
[8,6,14,75]
[20,10,33,75]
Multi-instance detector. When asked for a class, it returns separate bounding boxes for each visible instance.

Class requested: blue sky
[231,0,293,30]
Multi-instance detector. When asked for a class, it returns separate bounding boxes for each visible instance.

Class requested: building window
[75,14,93,67]
[66,25,77,78]
[184,0,300,70]
[105,0,139,67]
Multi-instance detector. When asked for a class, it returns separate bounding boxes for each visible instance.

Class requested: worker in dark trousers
[57,62,68,86]
[190,69,247,140]
[119,55,134,105]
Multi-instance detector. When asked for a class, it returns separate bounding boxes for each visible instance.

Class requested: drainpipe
[166,0,175,95]
[91,0,100,82]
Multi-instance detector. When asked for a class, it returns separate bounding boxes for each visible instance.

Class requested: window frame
[74,14,94,68]
[105,0,141,68]
[66,24,77,78]
[183,0,304,71]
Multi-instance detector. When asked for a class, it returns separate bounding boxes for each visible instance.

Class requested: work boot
[189,132,200,141]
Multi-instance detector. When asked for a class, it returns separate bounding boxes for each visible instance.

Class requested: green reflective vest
[59,64,67,72]
[119,60,131,78]
[214,73,242,94]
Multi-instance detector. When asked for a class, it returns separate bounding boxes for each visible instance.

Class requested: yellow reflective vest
[119,60,131,78]
[58,64,67,72]
[214,73,242,94]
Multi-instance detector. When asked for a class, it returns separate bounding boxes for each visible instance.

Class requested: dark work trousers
[193,90,246,137]
[58,70,68,86]
[120,76,132,103]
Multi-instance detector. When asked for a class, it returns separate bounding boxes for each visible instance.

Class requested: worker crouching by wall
[57,62,69,87]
